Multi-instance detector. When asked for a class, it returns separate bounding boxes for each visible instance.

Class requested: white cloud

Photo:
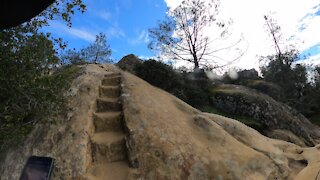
[138,55,156,60]
[87,5,112,21]
[95,10,112,21]
[129,30,150,45]
[106,26,126,39]
[164,0,320,70]
[164,0,181,9]
[48,21,96,42]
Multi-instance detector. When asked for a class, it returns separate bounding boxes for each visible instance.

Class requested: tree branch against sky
[264,14,283,57]
[149,0,245,70]
[33,0,86,28]
[80,32,112,63]
[60,32,112,64]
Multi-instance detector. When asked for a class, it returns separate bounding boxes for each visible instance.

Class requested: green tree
[310,67,320,118]
[0,0,86,154]
[5,0,87,50]
[60,48,86,65]
[260,15,316,117]
[27,0,86,29]
[80,32,112,63]
[0,32,59,149]
[134,60,211,108]
[260,15,301,103]
[149,0,243,70]
[263,15,282,58]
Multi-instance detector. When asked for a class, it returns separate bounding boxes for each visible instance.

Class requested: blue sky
[44,0,167,62]
[43,0,320,68]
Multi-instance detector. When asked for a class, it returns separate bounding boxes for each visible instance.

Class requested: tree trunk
[193,54,200,70]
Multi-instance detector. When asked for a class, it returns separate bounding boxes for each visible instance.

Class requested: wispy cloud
[129,30,150,45]
[106,25,126,39]
[297,53,320,66]
[48,21,96,42]
[94,10,112,21]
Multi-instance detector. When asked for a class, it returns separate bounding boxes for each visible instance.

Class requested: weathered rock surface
[116,54,142,74]
[0,64,121,179]
[210,84,320,146]
[265,129,306,147]
[121,72,320,179]
[1,64,320,180]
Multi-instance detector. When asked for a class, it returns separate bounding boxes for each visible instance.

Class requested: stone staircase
[86,73,132,180]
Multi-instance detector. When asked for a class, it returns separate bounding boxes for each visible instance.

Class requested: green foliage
[134,60,179,91]
[260,50,320,121]
[80,32,112,64]
[134,60,211,108]
[0,28,81,153]
[60,32,112,64]
[178,70,211,107]
[60,49,86,65]
[260,50,302,101]
[27,0,86,29]
[0,0,85,155]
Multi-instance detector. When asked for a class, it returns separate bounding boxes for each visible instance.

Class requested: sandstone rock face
[0,64,121,179]
[121,72,320,179]
[265,129,306,147]
[210,84,320,146]
[1,64,320,179]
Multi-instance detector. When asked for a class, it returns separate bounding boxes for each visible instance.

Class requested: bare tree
[149,0,243,70]
[264,15,282,57]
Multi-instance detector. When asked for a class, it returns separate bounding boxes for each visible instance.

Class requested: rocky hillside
[210,84,320,147]
[1,64,320,179]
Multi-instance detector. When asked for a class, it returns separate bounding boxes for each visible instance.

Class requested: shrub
[134,60,211,109]
[0,65,81,154]
[134,60,181,91]
[0,29,81,157]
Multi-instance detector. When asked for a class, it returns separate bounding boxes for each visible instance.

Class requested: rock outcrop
[210,84,320,146]
[116,54,142,74]
[1,64,320,179]
[244,80,282,100]
[121,71,320,179]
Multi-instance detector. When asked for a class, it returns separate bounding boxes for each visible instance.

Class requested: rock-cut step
[86,161,129,180]
[91,131,127,163]
[104,72,121,78]
[102,76,121,86]
[99,85,120,98]
[93,112,123,132]
[96,97,121,112]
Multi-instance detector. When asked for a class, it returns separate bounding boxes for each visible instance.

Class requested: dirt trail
[85,72,132,180]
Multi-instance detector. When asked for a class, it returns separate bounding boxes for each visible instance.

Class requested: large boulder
[121,72,320,179]
[116,54,142,74]
[210,84,320,146]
